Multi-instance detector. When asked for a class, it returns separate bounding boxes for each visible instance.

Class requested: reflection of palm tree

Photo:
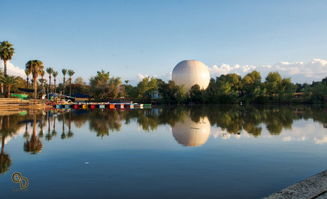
[0,136,11,174]
[67,112,74,138]
[0,114,26,174]
[52,115,57,137]
[45,112,52,141]
[23,122,30,139]
[24,113,43,154]
[61,113,66,139]
[38,114,44,138]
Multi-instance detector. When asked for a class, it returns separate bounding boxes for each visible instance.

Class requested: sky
[1,0,327,83]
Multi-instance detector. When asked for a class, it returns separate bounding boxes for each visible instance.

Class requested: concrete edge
[264,170,327,199]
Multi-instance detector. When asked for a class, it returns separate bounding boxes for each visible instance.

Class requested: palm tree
[25,69,31,88]
[62,69,67,94]
[0,76,18,98]
[46,67,53,94]
[68,70,75,96]
[26,60,44,99]
[0,41,14,77]
[52,71,58,93]
[40,70,45,93]
[0,70,4,94]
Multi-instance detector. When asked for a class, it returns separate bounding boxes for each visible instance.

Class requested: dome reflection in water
[1,105,327,199]
[172,113,210,147]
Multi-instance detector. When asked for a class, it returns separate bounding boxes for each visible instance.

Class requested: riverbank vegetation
[84,70,327,104]
[0,41,326,104]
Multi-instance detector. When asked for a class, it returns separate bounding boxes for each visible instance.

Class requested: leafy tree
[89,70,122,100]
[158,80,186,104]
[265,72,282,96]
[189,84,204,103]
[0,75,18,97]
[136,77,159,101]
[25,69,31,88]
[241,70,262,102]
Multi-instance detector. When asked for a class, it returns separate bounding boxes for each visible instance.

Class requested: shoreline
[264,170,327,199]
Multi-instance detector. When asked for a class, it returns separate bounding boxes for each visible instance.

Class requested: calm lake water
[1,105,327,199]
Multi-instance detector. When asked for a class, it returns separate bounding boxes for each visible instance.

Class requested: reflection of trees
[89,110,122,138]
[0,114,25,174]
[66,111,74,138]
[46,111,53,141]
[24,113,43,154]
[60,113,66,139]
[52,114,57,137]
[38,113,45,138]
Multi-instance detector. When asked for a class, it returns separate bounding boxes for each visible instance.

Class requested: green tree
[25,69,31,88]
[265,72,282,96]
[189,84,204,103]
[136,77,159,101]
[0,75,18,98]
[158,80,186,104]
[241,70,262,102]
[26,60,44,99]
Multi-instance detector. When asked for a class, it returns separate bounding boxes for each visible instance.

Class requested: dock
[52,103,152,110]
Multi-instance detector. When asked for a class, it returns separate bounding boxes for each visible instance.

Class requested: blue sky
[1,0,327,83]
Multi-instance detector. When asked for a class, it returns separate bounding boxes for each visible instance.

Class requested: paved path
[265,170,327,199]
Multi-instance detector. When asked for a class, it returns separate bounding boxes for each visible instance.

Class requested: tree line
[1,41,326,103]
[0,41,75,98]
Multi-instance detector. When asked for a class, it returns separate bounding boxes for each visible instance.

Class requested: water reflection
[0,105,327,174]
[172,113,210,147]
[24,113,42,154]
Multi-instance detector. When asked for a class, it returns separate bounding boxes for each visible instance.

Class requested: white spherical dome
[172,60,210,90]
[172,115,211,147]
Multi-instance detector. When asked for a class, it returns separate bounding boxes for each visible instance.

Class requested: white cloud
[314,136,327,145]
[137,72,171,82]
[209,58,327,83]
[135,58,327,84]
[137,73,150,81]
[0,61,26,78]
[282,136,292,142]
